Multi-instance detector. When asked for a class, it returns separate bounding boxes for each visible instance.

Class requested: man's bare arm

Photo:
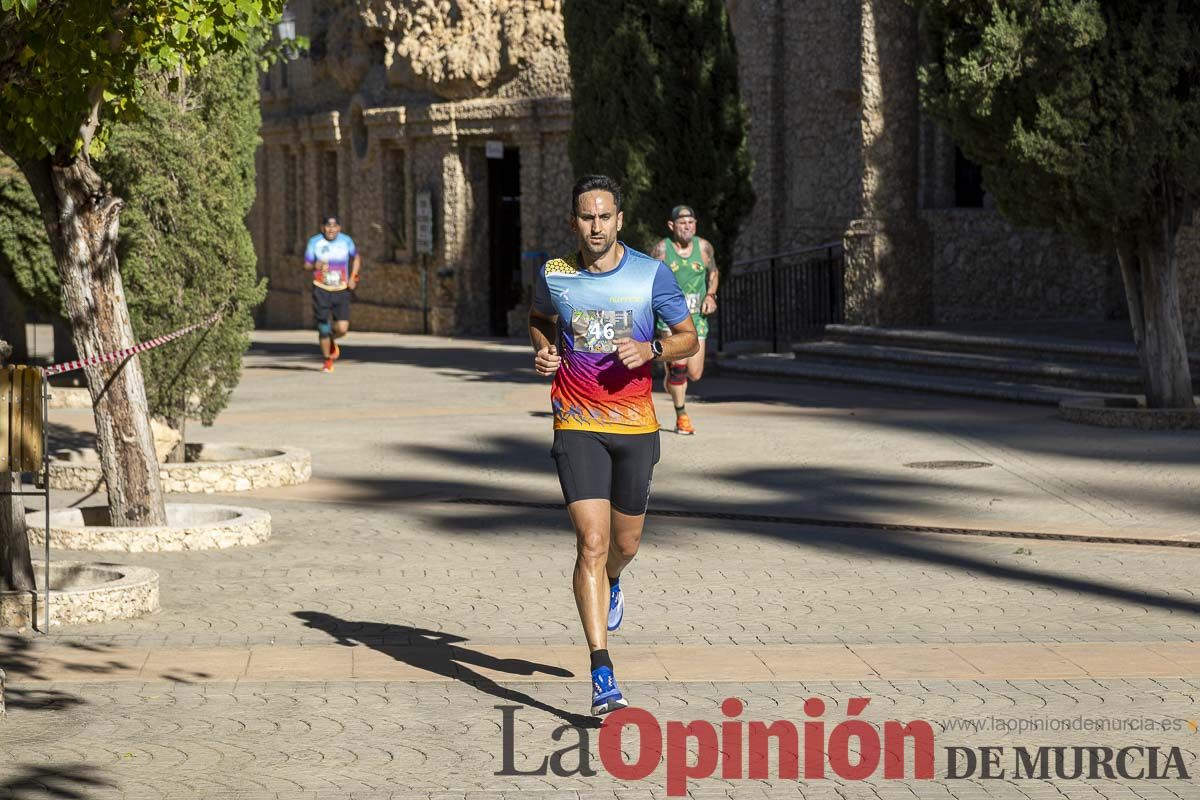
[650,239,667,261]
[700,239,719,293]
[528,308,559,353]
[529,308,562,376]
[661,316,699,361]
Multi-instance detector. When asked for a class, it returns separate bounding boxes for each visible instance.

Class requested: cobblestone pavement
[3,332,1200,799]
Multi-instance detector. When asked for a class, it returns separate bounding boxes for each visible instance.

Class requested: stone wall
[727,0,864,260]
[924,209,1119,323]
[255,95,571,335]
[252,0,572,336]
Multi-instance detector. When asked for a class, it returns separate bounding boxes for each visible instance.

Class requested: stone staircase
[717,323,1200,405]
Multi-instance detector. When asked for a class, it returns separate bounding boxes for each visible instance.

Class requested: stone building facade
[251,0,576,337]
[252,0,1200,345]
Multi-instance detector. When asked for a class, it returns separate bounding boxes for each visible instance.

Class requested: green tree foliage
[563,0,753,266]
[0,0,278,159]
[0,157,58,315]
[109,47,267,427]
[0,46,266,426]
[914,0,1198,407]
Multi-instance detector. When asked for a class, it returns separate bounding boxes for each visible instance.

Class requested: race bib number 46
[571,309,633,353]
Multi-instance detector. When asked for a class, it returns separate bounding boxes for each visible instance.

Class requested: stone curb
[47,442,311,493]
[1058,396,1200,430]
[25,504,272,552]
[825,323,1200,369]
[792,339,1144,392]
[716,354,1082,406]
[0,561,159,627]
[7,642,1200,684]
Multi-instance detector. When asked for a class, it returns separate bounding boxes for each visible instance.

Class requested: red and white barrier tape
[41,309,224,377]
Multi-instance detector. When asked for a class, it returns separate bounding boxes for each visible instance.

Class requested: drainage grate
[903,460,993,470]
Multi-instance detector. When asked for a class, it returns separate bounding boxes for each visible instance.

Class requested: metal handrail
[731,241,843,269]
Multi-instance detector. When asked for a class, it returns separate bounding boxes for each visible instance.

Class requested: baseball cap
[669,205,695,221]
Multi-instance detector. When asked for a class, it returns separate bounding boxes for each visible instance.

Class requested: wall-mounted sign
[485,140,505,160]
[415,189,434,256]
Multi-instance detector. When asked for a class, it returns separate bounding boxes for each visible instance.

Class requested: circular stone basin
[1058,396,1200,430]
[47,442,311,493]
[0,561,159,628]
[25,503,271,552]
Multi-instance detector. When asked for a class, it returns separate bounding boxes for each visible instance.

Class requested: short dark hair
[571,175,622,213]
[322,214,340,225]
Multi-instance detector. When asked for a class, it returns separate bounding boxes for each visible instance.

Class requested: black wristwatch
[650,339,664,360]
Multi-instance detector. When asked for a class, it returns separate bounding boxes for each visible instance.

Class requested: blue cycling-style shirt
[532,243,690,433]
[305,232,357,291]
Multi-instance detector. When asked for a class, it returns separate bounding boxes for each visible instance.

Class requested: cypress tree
[914,0,1199,408]
[106,45,267,440]
[563,0,754,267]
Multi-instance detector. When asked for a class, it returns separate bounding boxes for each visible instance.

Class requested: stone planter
[0,561,159,628]
[26,504,271,553]
[1058,396,1200,430]
[47,443,311,493]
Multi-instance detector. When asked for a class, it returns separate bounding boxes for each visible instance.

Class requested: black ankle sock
[590,649,613,672]
[675,404,686,415]
[608,574,620,587]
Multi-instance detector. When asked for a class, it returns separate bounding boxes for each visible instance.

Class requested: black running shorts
[312,286,351,325]
[551,430,661,516]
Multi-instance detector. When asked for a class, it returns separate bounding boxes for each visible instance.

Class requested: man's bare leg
[662,330,706,432]
[607,507,645,583]
[568,499,612,652]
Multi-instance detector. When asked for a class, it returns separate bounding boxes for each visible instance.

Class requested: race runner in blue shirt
[304,215,361,373]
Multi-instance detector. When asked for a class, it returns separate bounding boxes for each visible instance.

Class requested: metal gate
[717,242,845,352]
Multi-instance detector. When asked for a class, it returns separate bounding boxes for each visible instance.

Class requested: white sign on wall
[415,189,434,256]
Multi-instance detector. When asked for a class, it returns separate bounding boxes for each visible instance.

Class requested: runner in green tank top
[651,204,719,435]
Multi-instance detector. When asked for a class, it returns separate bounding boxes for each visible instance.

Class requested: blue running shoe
[607,577,624,632]
[591,665,629,715]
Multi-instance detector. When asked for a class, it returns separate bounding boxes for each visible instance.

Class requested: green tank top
[661,237,708,315]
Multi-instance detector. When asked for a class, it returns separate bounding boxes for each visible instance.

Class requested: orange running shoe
[331,341,341,361]
[321,358,334,373]
[675,413,695,435]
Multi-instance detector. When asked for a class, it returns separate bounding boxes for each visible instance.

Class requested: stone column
[437,141,469,336]
[843,0,931,325]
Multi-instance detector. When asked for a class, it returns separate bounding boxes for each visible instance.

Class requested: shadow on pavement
[249,339,543,385]
[293,612,599,729]
[0,764,113,799]
[0,635,120,713]
[428,496,1200,619]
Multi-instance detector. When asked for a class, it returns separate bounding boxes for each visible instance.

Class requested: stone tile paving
[3,332,1199,799]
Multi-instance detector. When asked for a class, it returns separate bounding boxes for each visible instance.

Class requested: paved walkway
[3,331,1200,799]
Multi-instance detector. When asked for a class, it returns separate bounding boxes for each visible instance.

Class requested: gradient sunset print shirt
[533,245,690,434]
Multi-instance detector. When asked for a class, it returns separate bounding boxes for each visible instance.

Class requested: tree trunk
[166,412,186,463]
[1115,224,1195,409]
[0,472,35,593]
[17,154,167,526]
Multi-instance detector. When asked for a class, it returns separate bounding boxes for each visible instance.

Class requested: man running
[651,205,719,434]
[529,175,697,715]
[305,215,361,372]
